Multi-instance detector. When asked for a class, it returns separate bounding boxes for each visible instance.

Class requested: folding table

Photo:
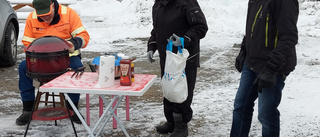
[39,72,157,137]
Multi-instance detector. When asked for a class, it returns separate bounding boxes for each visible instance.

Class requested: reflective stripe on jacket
[22,4,90,57]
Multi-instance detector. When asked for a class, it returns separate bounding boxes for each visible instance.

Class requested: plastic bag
[161,38,189,103]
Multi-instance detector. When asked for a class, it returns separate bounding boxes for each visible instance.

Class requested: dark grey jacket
[242,0,299,74]
[147,0,208,69]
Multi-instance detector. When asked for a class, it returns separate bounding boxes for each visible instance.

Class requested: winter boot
[66,101,83,124]
[16,100,34,125]
[169,113,188,137]
[156,122,175,134]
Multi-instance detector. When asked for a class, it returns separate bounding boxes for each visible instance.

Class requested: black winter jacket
[242,0,299,74]
[147,0,208,69]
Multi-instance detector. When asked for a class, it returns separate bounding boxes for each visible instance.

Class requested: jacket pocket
[32,27,45,34]
[55,23,70,33]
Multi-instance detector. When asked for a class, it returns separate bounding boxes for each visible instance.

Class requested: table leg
[65,94,129,137]
[99,96,103,117]
[86,94,90,126]
[66,102,78,137]
[91,95,115,134]
[97,95,130,137]
[126,95,130,121]
[112,95,117,129]
[64,94,94,137]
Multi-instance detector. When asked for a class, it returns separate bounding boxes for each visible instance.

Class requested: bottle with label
[131,62,134,82]
[120,56,132,86]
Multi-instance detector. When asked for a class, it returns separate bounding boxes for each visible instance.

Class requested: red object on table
[120,56,132,86]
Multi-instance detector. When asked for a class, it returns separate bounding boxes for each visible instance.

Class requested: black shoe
[16,111,32,125]
[70,113,83,124]
[156,122,175,134]
[169,123,188,137]
[65,101,83,124]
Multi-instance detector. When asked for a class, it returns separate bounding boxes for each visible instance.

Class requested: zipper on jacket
[265,13,269,47]
[251,5,263,38]
[274,30,278,48]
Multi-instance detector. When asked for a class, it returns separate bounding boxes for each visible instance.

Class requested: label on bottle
[120,63,131,86]
[120,64,129,77]
[131,62,134,82]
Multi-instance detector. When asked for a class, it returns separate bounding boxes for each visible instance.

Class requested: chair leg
[51,92,58,126]
[65,94,78,137]
[24,89,40,137]
[45,92,49,106]
[34,92,43,111]
[27,82,73,136]
[59,93,65,108]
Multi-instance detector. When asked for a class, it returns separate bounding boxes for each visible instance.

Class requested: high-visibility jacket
[22,4,90,57]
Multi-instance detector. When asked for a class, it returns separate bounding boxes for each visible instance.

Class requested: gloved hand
[169,33,182,47]
[253,67,277,93]
[235,49,246,72]
[147,51,155,63]
[67,41,75,53]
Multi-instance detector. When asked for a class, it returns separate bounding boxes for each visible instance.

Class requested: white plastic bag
[161,38,189,103]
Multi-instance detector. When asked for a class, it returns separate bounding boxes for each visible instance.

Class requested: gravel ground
[0,39,240,136]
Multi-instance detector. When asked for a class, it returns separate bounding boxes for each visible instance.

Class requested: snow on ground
[1,0,320,136]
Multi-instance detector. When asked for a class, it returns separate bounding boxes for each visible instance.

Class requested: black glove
[235,49,246,72]
[253,67,277,93]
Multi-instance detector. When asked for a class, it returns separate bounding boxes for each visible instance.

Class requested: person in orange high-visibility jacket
[16,0,90,126]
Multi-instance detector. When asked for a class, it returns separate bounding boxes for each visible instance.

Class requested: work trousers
[18,56,83,103]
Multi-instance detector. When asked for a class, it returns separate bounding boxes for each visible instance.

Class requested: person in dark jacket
[147,0,208,136]
[231,0,299,136]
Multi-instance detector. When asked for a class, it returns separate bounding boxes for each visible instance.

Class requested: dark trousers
[230,62,285,137]
[161,67,197,123]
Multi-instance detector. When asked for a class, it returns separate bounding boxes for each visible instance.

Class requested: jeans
[18,56,83,103]
[230,62,285,137]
